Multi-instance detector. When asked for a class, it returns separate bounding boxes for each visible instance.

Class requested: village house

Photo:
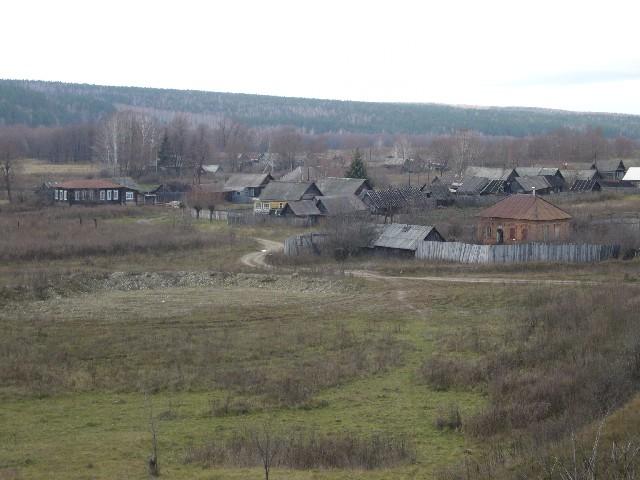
[476,194,572,245]
[54,179,141,206]
[315,195,369,216]
[592,159,626,180]
[254,181,322,214]
[223,173,273,203]
[370,223,445,256]
[515,167,565,192]
[510,176,553,195]
[622,167,640,187]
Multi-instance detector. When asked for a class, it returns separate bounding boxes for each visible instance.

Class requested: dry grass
[20,159,101,175]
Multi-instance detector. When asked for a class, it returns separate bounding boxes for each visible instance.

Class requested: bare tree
[0,129,25,202]
[189,124,214,185]
[270,127,303,171]
[145,393,160,477]
[250,423,281,480]
[452,129,483,176]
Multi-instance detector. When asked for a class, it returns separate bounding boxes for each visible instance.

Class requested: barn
[371,223,444,256]
[476,194,572,245]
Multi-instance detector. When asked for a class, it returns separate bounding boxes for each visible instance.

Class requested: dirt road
[239,238,284,268]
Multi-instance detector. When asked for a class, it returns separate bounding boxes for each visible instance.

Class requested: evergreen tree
[157,132,173,169]
[345,148,368,179]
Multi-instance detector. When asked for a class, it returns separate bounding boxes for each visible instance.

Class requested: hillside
[3,79,640,137]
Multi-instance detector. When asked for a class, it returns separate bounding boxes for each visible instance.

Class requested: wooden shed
[476,194,572,245]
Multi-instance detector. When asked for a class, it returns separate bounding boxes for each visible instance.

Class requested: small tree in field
[250,423,281,480]
[345,148,368,180]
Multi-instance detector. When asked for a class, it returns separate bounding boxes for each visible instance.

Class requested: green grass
[0,275,519,479]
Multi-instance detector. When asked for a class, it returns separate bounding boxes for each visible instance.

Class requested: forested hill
[2,79,640,138]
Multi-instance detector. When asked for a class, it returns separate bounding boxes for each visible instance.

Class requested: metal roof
[560,169,598,185]
[223,173,272,192]
[622,167,640,181]
[315,177,371,196]
[477,194,572,221]
[372,223,440,251]
[363,186,433,212]
[316,195,368,216]
[259,181,321,201]
[480,179,507,194]
[456,176,490,195]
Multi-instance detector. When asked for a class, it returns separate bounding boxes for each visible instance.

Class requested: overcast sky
[3,0,640,114]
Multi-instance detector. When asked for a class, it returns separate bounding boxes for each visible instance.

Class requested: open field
[19,159,102,176]
[2,201,640,479]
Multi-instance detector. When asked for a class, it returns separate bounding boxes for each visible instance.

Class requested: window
[63,190,67,201]
[113,189,119,200]
[126,191,134,201]
[107,190,112,201]
[522,228,528,241]
[75,191,80,201]
[509,227,516,241]
[81,190,87,200]
[89,190,94,200]
[100,190,105,201]
[54,189,59,200]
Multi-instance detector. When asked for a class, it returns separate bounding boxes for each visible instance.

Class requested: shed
[476,194,572,245]
[371,223,444,255]
[281,200,323,219]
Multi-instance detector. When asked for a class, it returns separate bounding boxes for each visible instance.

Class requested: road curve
[239,238,284,268]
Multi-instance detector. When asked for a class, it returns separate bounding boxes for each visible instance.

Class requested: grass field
[20,159,102,176]
[2,201,640,479]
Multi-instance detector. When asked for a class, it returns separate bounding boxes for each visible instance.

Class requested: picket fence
[415,241,619,264]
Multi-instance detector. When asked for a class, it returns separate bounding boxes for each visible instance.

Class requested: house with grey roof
[255,181,322,214]
[370,223,444,256]
[511,176,553,195]
[515,167,565,192]
[593,159,626,180]
[223,173,273,203]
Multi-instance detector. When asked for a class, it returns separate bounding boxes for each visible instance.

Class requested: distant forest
[3,79,640,138]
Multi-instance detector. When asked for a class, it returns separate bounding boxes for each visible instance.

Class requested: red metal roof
[477,194,572,221]
[57,179,125,189]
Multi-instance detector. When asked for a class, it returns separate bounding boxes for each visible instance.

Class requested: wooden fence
[415,241,619,264]
[227,212,315,227]
[284,233,330,256]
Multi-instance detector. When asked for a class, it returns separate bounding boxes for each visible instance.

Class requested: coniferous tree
[345,147,368,179]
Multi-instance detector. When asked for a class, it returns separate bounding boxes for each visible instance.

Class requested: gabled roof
[456,176,490,195]
[372,224,441,251]
[363,186,433,212]
[279,166,325,182]
[285,200,322,216]
[259,181,320,201]
[223,173,272,192]
[315,177,371,196]
[513,176,552,193]
[477,194,572,221]
[622,167,640,182]
[594,159,626,172]
[515,167,561,177]
[464,166,516,181]
[57,179,124,189]
[560,169,598,184]
[316,195,368,216]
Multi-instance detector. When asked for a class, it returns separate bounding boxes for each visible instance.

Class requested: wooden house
[592,159,626,180]
[315,195,369,216]
[510,176,553,195]
[255,181,322,214]
[476,194,572,245]
[54,179,140,206]
[515,167,565,192]
[223,173,273,203]
[370,223,444,256]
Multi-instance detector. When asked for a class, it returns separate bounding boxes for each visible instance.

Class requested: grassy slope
[0,274,516,479]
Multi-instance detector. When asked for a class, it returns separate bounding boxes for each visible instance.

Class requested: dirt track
[239,238,284,268]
